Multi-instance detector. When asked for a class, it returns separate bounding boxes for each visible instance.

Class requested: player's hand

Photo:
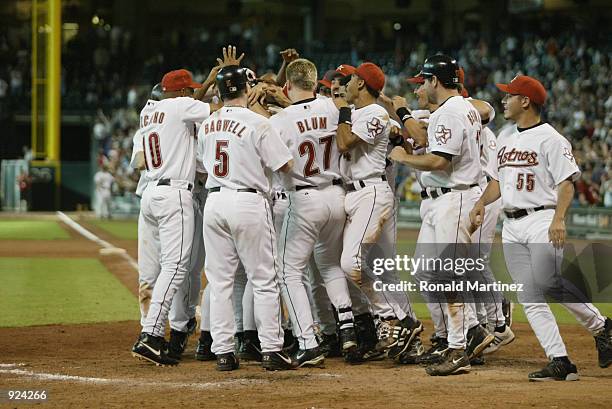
[392,96,408,112]
[248,82,267,107]
[280,48,299,63]
[469,201,485,228]
[390,125,402,140]
[548,217,566,249]
[216,45,245,67]
[204,64,222,85]
[266,85,291,108]
[389,146,409,163]
[331,83,349,109]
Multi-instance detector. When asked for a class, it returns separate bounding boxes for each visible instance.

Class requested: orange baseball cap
[496,75,547,105]
[355,62,385,92]
[162,69,202,92]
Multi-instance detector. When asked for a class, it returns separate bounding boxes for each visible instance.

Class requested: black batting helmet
[150,83,163,101]
[419,54,460,87]
[216,65,248,100]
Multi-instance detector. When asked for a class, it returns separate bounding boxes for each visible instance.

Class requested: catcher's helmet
[150,83,163,101]
[420,54,460,87]
[216,65,248,99]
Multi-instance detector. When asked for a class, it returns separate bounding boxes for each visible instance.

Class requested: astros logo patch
[367,117,385,138]
[434,125,452,144]
[563,147,575,162]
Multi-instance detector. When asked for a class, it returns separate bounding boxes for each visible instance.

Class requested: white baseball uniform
[471,126,505,329]
[413,95,484,350]
[139,96,210,338]
[94,170,114,219]
[493,122,606,359]
[198,106,291,355]
[341,103,415,322]
[270,96,355,350]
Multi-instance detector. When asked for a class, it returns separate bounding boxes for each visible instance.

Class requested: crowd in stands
[1,15,610,207]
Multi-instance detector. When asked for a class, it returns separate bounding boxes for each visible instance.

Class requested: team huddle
[129,46,612,380]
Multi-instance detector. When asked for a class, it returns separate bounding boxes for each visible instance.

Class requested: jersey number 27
[299,135,333,177]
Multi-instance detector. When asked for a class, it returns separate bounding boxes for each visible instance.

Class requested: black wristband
[396,107,412,123]
[338,107,352,126]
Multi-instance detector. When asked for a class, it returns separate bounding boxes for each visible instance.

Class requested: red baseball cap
[496,75,547,105]
[355,62,385,92]
[458,67,469,97]
[318,69,342,88]
[161,69,202,92]
[336,64,356,77]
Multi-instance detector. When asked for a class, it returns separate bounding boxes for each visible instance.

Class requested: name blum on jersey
[141,111,165,127]
[497,146,539,168]
[202,119,248,137]
[296,116,329,133]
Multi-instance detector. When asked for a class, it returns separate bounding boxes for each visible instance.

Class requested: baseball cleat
[320,333,342,358]
[594,317,612,368]
[186,317,198,335]
[195,331,216,361]
[238,330,262,362]
[374,318,396,352]
[167,329,190,360]
[397,335,425,364]
[262,351,297,371]
[292,346,325,368]
[132,333,179,367]
[425,348,471,376]
[216,352,240,371]
[416,336,448,365]
[282,330,299,355]
[483,325,515,355]
[528,357,578,381]
[339,326,358,352]
[470,355,486,365]
[466,324,495,359]
[387,318,424,359]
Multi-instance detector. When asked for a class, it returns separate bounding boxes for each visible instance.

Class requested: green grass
[89,219,138,240]
[0,258,138,327]
[0,221,70,240]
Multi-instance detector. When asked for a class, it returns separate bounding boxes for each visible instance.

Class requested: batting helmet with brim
[418,54,460,87]
[216,65,248,99]
[150,83,163,101]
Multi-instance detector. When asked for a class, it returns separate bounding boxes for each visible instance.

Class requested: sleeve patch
[434,124,452,144]
[366,117,385,139]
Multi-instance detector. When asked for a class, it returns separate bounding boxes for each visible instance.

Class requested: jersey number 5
[516,173,535,192]
[214,140,229,178]
[144,132,163,169]
[299,135,333,177]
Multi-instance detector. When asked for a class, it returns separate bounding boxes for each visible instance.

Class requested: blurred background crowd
[1,1,610,208]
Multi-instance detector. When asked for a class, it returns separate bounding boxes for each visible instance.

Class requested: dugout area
[1,213,611,408]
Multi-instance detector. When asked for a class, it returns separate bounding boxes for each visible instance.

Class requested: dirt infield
[1,217,611,408]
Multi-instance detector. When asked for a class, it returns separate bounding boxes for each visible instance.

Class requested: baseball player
[269,58,359,366]
[197,64,296,371]
[93,165,114,219]
[131,69,212,366]
[470,75,612,381]
[398,71,514,362]
[331,62,423,362]
[389,55,494,376]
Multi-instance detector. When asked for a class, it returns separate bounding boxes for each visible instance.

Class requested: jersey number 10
[144,132,163,170]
